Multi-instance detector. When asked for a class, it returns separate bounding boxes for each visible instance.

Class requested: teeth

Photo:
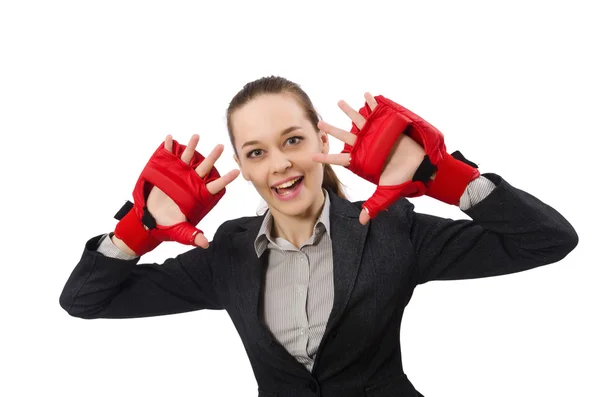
[274,177,301,189]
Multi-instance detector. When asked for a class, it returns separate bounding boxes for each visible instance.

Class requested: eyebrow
[241,126,303,150]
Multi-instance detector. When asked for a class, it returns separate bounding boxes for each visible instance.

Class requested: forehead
[232,93,308,141]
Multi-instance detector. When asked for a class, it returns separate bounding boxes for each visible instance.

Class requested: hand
[146,134,240,248]
[312,93,426,225]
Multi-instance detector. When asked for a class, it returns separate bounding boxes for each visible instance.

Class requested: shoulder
[212,214,264,237]
[351,197,415,223]
[331,197,418,248]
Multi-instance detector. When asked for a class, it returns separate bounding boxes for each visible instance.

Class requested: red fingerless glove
[113,140,225,256]
[343,95,480,218]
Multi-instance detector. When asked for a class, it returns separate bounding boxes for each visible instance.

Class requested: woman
[59,76,578,396]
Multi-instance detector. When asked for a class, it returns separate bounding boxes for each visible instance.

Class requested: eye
[246,149,263,159]
[286,136,304,146]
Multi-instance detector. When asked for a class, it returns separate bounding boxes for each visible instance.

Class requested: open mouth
[272,176,304,197]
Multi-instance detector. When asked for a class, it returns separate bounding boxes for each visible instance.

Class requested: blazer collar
[253,188,333,257]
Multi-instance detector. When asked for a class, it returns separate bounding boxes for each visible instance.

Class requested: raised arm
[59,227,227,319]
[409,173,578,284]
[60,134,239,318]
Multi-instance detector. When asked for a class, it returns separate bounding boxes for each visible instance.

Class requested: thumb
[193,229,210,249]
[176,223,209,249]
[359,208,370,225]
[153,222,209,249]
[362,184,407,221]
[172,222,209,249]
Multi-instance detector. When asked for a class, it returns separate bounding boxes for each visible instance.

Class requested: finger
[312,152,351,167]
[196,144,224,178]
[164,135,173,152]
[181,134,200,164]
[205,169,241,195]
[365,92,377,111]
[317,120,356,146]
[338,100,366,130]
[193,231,210,249]
[359,208,371,225]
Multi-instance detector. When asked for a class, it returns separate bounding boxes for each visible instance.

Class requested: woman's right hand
[145,134,240,249]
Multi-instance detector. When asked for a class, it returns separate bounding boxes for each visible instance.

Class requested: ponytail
[322,163,346,200]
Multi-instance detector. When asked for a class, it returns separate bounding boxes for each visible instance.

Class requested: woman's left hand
[312,92,427,225]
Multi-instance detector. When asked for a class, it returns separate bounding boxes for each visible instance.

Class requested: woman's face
[231,93,329,219]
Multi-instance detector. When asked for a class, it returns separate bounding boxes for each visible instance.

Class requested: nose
[270,150,292,174]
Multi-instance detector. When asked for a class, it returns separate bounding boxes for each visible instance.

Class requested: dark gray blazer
[59,173,578,397]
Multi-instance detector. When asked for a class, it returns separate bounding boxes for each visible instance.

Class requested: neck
[270,189,326,248]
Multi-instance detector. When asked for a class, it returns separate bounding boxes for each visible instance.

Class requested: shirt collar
[254,188,331,257]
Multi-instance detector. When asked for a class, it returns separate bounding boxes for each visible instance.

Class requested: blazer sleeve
[407,173,579,284]
[59,225,227,319]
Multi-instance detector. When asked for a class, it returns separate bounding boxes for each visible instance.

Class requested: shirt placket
[297,249,310,351]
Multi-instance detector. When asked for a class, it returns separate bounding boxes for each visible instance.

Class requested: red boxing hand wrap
[113,140,225,255]
[343,95,480,218]
[344,104,411,185]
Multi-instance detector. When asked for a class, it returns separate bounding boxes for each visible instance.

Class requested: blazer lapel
[229,215,312,376]
[311,190,370,374]
[228,215,273,346]
[324,191,369,335]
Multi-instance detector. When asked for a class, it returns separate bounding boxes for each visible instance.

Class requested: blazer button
[306,381,317,393]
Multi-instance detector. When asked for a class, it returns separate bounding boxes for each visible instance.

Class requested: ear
[318,129,330,154]
[233,154,250,181]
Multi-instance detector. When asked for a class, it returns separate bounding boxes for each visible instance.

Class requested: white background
[1,0,598,396]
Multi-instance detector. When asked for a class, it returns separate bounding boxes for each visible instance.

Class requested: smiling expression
[231,93,330,219]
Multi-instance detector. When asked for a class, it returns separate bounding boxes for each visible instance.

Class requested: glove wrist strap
[113,201,160,256]
[424,151,480,205]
